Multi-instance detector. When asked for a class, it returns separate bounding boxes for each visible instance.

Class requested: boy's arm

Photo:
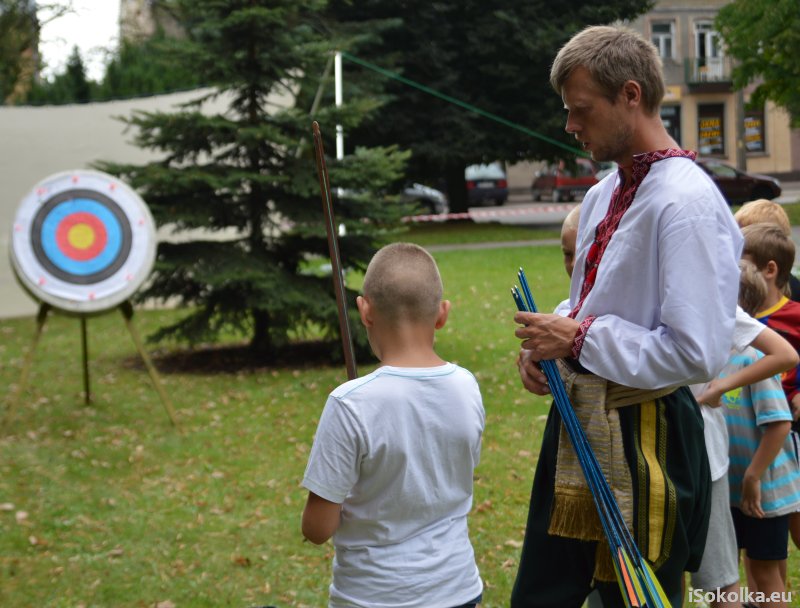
[302,491,342,544]
[697,326,798,407]
[741,420,792,518]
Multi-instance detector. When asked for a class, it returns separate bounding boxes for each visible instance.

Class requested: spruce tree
[98,0,410,357]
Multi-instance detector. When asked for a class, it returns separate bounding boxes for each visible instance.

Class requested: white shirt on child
[303,363,485,608]
[691,307,765,481]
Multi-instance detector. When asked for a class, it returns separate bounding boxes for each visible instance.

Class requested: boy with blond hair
[302,242,484,608]
[735,199,792,235]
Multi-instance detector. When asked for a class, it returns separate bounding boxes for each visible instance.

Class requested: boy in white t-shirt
[301,242,485,608]
[689,260,798,606]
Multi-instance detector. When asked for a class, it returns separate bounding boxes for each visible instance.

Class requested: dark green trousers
[510,387,711,608]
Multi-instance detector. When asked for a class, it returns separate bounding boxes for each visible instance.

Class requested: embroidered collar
[628,148,696,182]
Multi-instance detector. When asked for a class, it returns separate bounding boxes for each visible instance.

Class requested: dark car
[695,159,782,205]
[465,162,508,206]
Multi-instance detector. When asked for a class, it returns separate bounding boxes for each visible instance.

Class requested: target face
[10,170,157,314]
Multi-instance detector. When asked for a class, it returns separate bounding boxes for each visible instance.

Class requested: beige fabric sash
[548,360,677,581]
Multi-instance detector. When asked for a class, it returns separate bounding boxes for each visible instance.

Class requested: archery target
[10,170,157,314]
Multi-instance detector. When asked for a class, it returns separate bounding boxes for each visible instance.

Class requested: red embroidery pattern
[571,315,596,359]
[568,149,696,356]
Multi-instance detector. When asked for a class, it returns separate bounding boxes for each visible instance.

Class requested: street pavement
[471,181,800,227]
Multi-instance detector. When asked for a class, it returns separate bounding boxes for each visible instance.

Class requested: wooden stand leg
[80,316,91,405]
[119,302,180,430]
[2,303,50,430]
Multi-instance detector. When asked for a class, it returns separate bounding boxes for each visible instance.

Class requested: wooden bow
[312,121,358,380]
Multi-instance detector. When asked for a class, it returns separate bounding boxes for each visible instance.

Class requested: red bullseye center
[55,212,107,261]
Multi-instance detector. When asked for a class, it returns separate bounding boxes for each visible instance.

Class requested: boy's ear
[356,295,373,328]
[764,260,779,281]
[434,300,451,330]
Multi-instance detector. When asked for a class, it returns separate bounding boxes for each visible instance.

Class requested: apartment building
[629,0,800,177]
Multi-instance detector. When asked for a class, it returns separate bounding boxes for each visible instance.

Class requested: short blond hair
[362,242,442,325]
[734,199,791,236]
[550,25,665,116]
[742,223,796,289]
[561,204,581,236]
[738,259,768,316]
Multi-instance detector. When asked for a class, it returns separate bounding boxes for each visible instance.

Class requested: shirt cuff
[571,315,596,360]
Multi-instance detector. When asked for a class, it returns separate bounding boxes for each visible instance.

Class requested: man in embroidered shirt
[511,25,743,608]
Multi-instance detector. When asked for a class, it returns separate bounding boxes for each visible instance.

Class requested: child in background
[554,204,603,608]
[301,242,485,608]
[734,199,800,302]
[553,204,580,316]
[689,260,798,607]
[742,223,800,558]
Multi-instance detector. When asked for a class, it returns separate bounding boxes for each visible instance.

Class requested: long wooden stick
[312,121,358,380]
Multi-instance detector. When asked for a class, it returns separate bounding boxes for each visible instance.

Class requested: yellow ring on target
[67,223,96,250]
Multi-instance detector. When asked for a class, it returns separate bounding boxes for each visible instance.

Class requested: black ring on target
[30,189,133,285]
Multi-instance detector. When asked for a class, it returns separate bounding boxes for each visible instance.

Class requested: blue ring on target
[31,189,132,285]
[40,199,123,276]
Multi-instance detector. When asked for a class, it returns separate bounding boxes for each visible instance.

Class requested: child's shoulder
[758,297,800,337]
[330,362,475,401]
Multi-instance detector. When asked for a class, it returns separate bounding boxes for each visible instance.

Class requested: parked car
[465,162,508,206]
[531,158,603,202]
[695,159,782,205]
[401,182,449,215]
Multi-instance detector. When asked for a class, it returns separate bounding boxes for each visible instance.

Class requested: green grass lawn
[1,240,798,607]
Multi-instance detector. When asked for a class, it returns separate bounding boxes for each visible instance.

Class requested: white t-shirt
[571,156,743,389]
[691,307,765,480]
[303,363,485,608]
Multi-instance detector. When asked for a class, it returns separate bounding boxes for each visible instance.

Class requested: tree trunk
[444,163,468,213]
[250,308,273,355]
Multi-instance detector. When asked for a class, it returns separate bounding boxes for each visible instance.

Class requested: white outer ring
[9,170,157,314]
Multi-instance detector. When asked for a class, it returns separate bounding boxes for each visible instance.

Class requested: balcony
[684,57,734,93]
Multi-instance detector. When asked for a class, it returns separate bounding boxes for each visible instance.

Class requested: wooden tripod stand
[2,301,180,431]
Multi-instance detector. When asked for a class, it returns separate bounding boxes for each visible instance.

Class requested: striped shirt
[723,346,800,516]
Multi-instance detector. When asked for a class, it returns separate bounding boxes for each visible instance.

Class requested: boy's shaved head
[561,204,581,235]
[362,242,443,326]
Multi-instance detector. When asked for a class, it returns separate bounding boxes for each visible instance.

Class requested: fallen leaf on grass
[474,500,493,513]
[504,539,523,548]
[155,601,176,608]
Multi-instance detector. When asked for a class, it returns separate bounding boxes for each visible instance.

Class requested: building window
[744,108,766,154]
[694,20,724,79]
[651,21,675,60]
[698,103,725,156]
